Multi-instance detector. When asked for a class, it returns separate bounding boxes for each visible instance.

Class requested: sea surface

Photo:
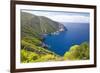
[44,22,89,56]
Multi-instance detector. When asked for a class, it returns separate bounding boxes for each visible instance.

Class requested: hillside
[21,12,65,39]
[21,12,66,63]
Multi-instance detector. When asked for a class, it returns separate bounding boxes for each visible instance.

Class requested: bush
[64,42,89,60]
[64,45,81,60]
[21,49,39,63]
[80,42,89,59]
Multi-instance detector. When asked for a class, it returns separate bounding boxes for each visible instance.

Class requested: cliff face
[21,12,66,39]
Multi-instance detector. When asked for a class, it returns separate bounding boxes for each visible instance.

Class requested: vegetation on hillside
[21,12,63,39]
[64,42,89,60]
[21,38,89,63]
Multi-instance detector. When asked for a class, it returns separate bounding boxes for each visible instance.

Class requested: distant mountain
[21,12,66,39]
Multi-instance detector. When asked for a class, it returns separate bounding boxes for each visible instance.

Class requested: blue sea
[44,23,89,56]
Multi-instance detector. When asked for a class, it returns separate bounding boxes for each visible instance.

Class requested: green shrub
[64,42,89,60]
[21,49,40,63]
[64,45,81,60]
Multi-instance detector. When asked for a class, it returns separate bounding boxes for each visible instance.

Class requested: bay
[44,22,89,56]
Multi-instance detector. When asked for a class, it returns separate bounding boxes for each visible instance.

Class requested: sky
[21,9,90,23]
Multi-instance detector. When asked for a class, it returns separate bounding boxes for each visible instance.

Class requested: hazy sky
[21,9,90,23]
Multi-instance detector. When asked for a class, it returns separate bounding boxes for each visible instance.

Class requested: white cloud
[49,15,90,23]
[22,10,90,23]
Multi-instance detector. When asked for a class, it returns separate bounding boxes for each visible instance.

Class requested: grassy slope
[21,37,62,63]
[21,12,60,38]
